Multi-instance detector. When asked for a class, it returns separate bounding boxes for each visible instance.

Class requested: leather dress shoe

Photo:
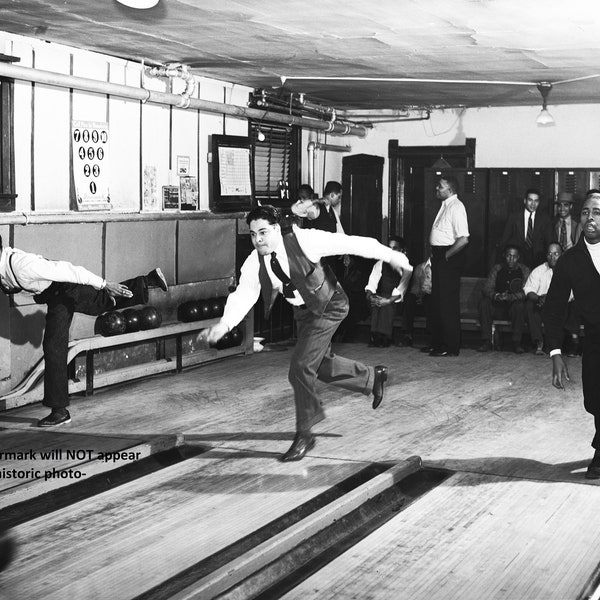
[586,454,600,479]
[429,350,459,357]
[38,409,71,428]
[280,432,316,462]
[372,365,388,409]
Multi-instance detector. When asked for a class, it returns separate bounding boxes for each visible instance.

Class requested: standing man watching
[544,190,600,479]
[428,175,469,357]
[497,188,552,269]
[552,191,582,252]
[199,205,410,462]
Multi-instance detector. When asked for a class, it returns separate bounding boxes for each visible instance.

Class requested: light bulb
[536,108,555,126]
[257,130,266,142]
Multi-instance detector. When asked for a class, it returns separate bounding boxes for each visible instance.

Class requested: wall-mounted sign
[72,120,111,211]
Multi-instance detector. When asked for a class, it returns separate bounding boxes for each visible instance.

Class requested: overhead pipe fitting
[0,62,368,137]
[145,62,196,109]
[307,140,351,189]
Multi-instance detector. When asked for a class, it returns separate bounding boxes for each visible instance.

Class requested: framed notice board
[210,134,254,212]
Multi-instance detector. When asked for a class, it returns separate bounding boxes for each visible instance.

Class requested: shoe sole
[154,268,168,292]
[38,417,71,428]
[279,437,316,462]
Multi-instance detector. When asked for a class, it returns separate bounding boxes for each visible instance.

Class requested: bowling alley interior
[2,2,600,598]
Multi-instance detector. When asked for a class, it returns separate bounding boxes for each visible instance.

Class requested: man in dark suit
[552,191,582,252]
[497,188,553,269]
[544,190,600,479]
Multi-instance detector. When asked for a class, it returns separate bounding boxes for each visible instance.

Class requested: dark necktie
[526,214,533,248]
[559,219,567,250]
[270,252,297,298]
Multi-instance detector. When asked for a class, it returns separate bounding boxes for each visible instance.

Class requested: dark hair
[439,175,459,195]
[298,184,314,198]
[586,188,600,199]
[504,244,521,256]
[323,181,342,196]
[388,235,406,247]
[246,204,281,226]
[524,188,541,199]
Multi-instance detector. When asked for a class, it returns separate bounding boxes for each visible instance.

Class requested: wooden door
[341,153,384,239]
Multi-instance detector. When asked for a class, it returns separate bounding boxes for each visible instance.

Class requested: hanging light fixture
[536,82,555,126]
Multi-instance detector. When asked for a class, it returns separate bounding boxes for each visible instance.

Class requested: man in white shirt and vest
[0,236,168,427]
[200,204,411,462]
[428,175,469,357]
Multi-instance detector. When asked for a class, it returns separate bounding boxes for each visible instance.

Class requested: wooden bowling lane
[280,471,600,600]
[0,429,180,508]
[0,447,376,600]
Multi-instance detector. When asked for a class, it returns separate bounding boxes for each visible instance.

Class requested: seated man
[0,236,168,427]
[404,252,432,348]
[477,244,530,354]
[524,242,580,356]
[364,237,412,347]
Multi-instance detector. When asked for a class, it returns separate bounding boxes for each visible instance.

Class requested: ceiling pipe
[145,62,196,108]
[0,62,368,138]
[307,141,351,190]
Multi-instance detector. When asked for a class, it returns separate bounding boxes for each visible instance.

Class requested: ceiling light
[116,0,159,8]
[536,82,555,126]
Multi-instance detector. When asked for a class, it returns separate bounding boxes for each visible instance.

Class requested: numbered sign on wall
[72,120,111,211]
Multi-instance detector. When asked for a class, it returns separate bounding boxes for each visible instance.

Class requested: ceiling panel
[1,0,600,111]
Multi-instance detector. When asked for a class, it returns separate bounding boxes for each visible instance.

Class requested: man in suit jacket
[552,191,582,251]
[497,188,553,269]
[544,190,600,479]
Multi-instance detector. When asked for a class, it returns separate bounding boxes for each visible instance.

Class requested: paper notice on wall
[72,120,111,211]
[218,146,252,196]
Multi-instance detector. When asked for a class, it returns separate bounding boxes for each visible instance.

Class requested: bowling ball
[138,306,162,330]
[96,311,127,337]
[199,300,213,320]
[230,327,243,346]
[211,298,224,318]
[122,308,142,333]
[0,528,16,572]
[178,300,202,322]
[213,332,232,350]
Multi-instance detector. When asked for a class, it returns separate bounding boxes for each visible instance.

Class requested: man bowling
[199,205,411,462]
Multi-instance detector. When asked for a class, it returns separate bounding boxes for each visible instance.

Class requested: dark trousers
[526,299,580,343]
[430,246,465,354]
[479,297,525,342]
[289,286,374,433]
[582,324,600,450]
[370,301,399,339]
[404,293,431,334]
[37,276,148,409]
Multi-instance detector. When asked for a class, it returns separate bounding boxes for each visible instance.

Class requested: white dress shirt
[365,255,412,302]
[0,246,105,294]
[429,194,469,246]
[221,225,405,330]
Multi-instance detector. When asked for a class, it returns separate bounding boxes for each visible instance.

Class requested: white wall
[0,32,253,214]
[306,103,600,213]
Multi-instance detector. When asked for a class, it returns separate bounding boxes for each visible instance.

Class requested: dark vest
[304,205,337,233]
[376,263,401,296]
[258,230,339,318]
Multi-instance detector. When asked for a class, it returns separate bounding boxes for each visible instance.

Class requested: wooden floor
[0,336,598,599]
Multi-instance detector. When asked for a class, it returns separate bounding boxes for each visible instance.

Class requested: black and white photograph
[1,1,600,598]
